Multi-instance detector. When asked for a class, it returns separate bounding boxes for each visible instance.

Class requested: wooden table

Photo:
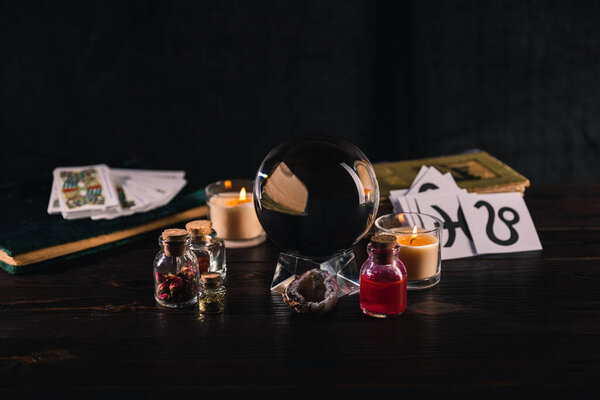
[1,184,599,398]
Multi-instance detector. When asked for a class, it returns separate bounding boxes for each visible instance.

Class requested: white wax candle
[394,230,440,281]
[209,192,263,240]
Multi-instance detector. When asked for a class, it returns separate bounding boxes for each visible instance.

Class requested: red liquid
[360,275,407,316]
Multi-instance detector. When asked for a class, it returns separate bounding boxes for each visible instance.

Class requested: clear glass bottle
[359,234,407,318]
[153,228,199,308]
[186,220,226,277]
[198,272,226,314]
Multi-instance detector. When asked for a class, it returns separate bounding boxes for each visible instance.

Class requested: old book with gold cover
[375,151,529,200]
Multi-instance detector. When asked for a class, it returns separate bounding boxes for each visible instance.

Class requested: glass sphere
[254,136,379,258]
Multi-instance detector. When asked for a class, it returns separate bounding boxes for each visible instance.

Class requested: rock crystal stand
[270,250,360,297]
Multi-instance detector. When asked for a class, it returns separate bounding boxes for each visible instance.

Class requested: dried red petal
[169,277,184,293]
[156,271,167,283]
[157,281,169,294]
[179,266,196,280]
[157,292,169,300]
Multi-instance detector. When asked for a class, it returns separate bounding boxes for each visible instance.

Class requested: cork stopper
[162,228,189,241]
[370,234,397,249]
[201,272,222,288]
[371,234,397,265]
[161,228,189,257]
[185,220,213,236]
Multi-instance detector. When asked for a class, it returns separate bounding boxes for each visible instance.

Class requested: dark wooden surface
[1,184,599,398]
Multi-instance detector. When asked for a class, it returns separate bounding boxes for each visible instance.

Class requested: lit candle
[208,186,264,240]
[395,226,440,281]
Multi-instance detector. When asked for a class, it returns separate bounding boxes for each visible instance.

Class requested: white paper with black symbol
[388,166,543,260]
[407,166,463,195]
[458,192,542,255]
[410,192,478,260]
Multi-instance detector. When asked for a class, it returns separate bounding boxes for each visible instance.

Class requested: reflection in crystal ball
[254,137,379,258]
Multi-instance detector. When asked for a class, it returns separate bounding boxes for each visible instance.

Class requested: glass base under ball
[155,296,198,309]
[222,232,267,249]
[271,250,360,297]
[407,272,441,290]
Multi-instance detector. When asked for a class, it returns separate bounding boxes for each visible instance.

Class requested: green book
[375,151,530,199]
[0,179,207,274]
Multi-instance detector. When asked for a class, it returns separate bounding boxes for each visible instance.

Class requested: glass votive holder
[375,212,443,290]
[205,179,266,248]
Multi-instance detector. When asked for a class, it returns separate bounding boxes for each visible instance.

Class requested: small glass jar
[153,229,199,308]
[186,220,226,277]
[359,234,407,318]
[198,272,226,314]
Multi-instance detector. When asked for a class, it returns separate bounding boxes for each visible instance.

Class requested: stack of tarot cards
[389,166,542,260]
[47,164,186,220]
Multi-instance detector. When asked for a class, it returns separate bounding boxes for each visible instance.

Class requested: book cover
[375,151,530,199]
[0,179,207,274]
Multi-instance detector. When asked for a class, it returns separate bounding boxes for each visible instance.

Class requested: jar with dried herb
[198,272,226,314]
[153,228,199,308]
[186,220,226,277]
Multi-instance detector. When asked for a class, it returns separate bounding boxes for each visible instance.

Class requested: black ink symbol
[418,183,439,193]
[474,201,520,246]
[431,205,472,247]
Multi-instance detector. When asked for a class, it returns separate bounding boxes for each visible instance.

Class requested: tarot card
[116,182,148,213]
[47,179,61,215]
[91,182,151,220]
[53,164,119,214]
[111,168,185,180]
[158,178,186,205]
[115,170,185,185]
[50,165,186,220]
[128,177,186,208]
[113,170,185,203]
[122,180,167,211]
[120,181,154,211]
[111,174,151,212]
[458,192,542,255]
[61,207,100,220]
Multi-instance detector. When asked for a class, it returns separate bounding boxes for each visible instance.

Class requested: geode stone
[282,269,339,314]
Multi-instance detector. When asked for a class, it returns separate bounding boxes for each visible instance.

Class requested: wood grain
[1,184,599,398]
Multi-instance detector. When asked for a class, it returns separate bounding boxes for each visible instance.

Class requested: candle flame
[239,187,247,201]
[398,214,405,224]
[224,180,232,189]
[410,225,418,245]
[364,188,371,202]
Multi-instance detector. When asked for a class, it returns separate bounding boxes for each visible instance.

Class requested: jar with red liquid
[360,234,407,318]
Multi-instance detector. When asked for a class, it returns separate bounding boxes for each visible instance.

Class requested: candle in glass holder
[395,226,439,281]
[375,212,442,290]
[209,187,263,240]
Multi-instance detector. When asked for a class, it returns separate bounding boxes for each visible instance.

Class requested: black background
[2,0,600,185]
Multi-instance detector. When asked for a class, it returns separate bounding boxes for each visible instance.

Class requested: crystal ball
[254,137,379,258]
